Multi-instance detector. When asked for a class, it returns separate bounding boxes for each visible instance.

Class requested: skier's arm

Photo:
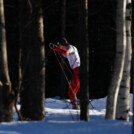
[54,46,69,55]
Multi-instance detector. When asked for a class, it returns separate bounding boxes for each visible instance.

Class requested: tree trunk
[80,0,89,121]
[0,0,14,122]
[132,0,134,132]
[20,0,45,121]
[116,0,132,121]
[60,0,66,99]
[105,0,126,120]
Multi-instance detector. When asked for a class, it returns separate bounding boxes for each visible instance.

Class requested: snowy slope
[0,94,133,134]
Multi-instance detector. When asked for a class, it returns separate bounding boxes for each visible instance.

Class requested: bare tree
[60,0,67,99]
[20,0,45,120]
[105,0,126,120]
[0,0,14,122]
[116,0,132,121]
[80,0,89,121]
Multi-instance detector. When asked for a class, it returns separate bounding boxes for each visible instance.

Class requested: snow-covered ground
[0,95,133,134]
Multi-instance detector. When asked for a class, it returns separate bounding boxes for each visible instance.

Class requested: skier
[49,37,80,109]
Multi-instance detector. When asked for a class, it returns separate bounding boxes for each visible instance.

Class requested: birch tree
[105,0,126,120]
[0,0,14,122]
[116,0,132,121]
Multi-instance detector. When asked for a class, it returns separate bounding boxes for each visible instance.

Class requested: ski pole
[53,50,78,105]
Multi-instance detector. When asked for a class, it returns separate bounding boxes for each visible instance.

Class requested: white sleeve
[66,45,75,54]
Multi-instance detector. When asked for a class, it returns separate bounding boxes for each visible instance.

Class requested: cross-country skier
[49,37,80,109]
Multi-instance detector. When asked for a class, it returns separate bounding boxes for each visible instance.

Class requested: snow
[0,94,133,134]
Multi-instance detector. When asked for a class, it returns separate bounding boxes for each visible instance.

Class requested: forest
[0,0,133,129]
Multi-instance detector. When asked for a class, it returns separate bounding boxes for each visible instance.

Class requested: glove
[49,43,56,49]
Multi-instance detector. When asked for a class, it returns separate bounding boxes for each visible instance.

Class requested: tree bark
[132,0,134,132]
[20,0,45,121]
[116,0,132,121]
[0,0,14,122]
[60,0,66,99]
[80,0,89,121]
[105,0,126,120]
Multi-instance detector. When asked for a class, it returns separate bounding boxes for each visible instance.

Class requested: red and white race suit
[55,45,80,104]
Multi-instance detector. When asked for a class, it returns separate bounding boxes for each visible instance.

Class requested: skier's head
[57,37,69,46]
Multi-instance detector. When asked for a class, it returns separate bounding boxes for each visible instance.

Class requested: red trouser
[68,67,80,103]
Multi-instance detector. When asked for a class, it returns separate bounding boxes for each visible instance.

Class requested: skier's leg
[73,75,80,95]
[68,76,79,109]
[68,75,76,103]
[72,67,80,95]
[68,67,80,108]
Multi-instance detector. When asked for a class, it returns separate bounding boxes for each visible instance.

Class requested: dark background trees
[4,0,45,121]
[79,0,89,121]
[3,0,133,98]
[0,0,14,122]
[43,0,117,99]
[19,0,45,120]
[3,0,119,100]
[1,0,133,122]
[4,0,19,94]
[88,0,116,98]
[0,0,133,123]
